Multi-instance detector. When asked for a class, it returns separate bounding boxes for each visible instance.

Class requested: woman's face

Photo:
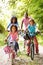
[12,26,16,33]
[12,19,16,23]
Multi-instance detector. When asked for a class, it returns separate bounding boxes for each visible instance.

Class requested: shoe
[27,53,29,56]
[36,52,39,55]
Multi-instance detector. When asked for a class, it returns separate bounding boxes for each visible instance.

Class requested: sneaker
[36,53,39,55]
[27,53,29,56]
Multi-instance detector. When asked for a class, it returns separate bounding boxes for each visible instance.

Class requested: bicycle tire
[30,43,34,60]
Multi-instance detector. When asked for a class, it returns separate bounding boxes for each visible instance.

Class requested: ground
[0,45,43,65]
[0,33,43,65]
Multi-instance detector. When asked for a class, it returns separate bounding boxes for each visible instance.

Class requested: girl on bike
[5,24,19,56]
[27,19,39,55]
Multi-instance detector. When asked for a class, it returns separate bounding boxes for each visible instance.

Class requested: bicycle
[4,37,16,65]
[29,35,34,60]
[18,30,40,60]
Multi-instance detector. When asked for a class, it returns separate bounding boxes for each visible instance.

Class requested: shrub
[0,24,5,33]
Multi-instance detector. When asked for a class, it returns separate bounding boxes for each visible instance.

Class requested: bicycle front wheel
[30,43,34,60]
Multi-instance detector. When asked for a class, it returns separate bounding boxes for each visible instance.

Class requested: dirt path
[0,45,43,65]
[14,54,43,65]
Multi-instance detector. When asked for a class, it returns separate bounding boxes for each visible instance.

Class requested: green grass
[37,35,43,46]
[0,33,5,46]
[0,31,8,46]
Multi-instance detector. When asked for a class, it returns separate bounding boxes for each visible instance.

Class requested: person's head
[29,19,35,25]
[11,16,17,23]
[24,12,28,18]
[10,25,18,33]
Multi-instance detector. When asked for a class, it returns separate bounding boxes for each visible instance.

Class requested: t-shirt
[28,24,36,36]
[22,17,31,30]
[8,32,18,42]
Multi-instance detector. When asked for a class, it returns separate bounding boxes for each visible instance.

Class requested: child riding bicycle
[4,24,19,58]
[26,19,39,55]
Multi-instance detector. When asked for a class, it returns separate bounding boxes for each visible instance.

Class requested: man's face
[24,13,28,18]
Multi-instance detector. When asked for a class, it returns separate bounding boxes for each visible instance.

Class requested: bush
[0,24,5,33]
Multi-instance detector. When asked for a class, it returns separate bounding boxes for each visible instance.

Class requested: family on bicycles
[4,12,39,59]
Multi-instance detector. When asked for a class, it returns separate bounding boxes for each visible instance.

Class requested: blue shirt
[7,22,18,31]
[28,24,36,36]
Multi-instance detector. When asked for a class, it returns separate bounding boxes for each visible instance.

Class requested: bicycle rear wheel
[30,43,34,60]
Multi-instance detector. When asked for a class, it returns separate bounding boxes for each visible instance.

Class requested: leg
[11,51,15,65]
[16,42,19,50]
[12,51,15,59]
[24,40,26,49]
[10,45,15,59]
[27,40,31,55]
[14,44,17,55]
[14,42,19,55]
[33,36,39,53]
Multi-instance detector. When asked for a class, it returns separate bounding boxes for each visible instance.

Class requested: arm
[7,23,11,29]
[21,20,23,29]
[7,23,11,31]
[34,24,40,34]
[26,24,30,31]
[16,32,19,42]
[4,32,10,42]
[16,36,19,42]
[17,22,20,30]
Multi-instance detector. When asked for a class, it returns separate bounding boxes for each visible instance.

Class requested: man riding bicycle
[21,12,31,49]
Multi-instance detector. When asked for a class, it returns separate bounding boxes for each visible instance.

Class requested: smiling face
[30,20,34,25]
[11,25,17,33]
[12,26,16,33]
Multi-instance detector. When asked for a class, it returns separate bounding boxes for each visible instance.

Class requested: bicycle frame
[30,36,34,60]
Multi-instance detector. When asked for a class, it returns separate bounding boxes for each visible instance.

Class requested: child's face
[12,19,16,23]
[12,26,16,33]
[30,21,34,25]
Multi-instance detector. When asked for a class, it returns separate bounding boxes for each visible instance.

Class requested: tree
[9,0,43,30]
[0,0,43,30]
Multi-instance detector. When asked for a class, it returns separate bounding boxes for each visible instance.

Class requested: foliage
[0,24,5,33]
[0,0,43,30]
[9,0,43,30]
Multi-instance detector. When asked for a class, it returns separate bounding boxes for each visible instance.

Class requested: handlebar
[18,29,43,36]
